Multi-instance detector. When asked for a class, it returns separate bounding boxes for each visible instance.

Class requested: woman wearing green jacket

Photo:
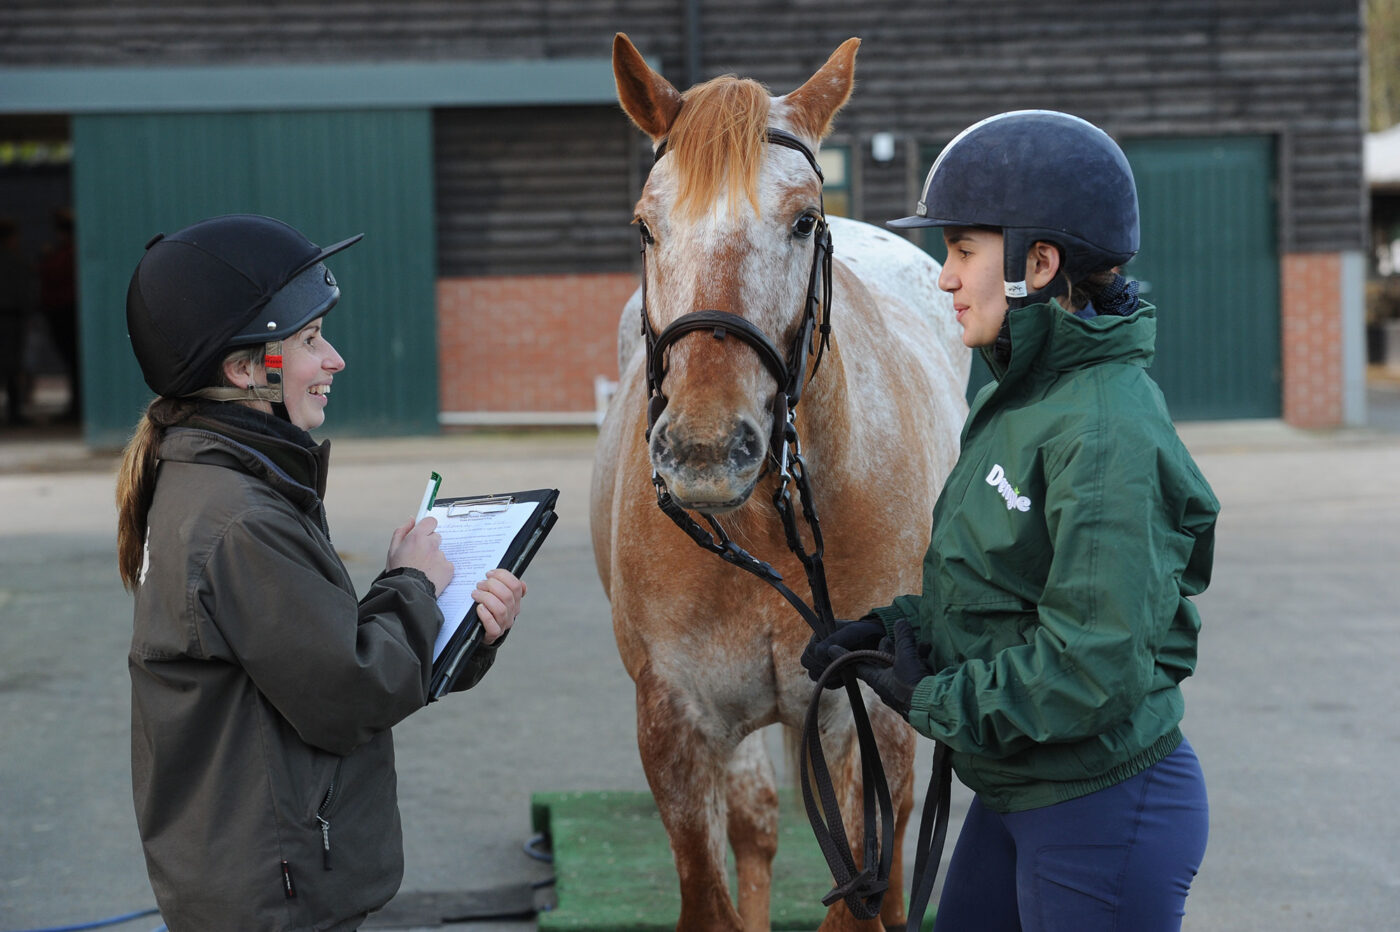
[804,111,1218,931]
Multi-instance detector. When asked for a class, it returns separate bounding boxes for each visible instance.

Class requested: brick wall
[1281,252,1344,428]
[437,272,638,418]
[444,259,1350,428]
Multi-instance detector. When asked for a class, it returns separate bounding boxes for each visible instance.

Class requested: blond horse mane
[665,76,772,222]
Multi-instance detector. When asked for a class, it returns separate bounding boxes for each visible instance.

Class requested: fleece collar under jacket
[185,402,330,499]
[162,405,332,517]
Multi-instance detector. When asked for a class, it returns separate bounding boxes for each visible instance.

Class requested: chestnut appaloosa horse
[590,33,969,931]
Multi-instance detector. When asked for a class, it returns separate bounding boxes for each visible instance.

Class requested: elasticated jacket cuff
[377,565,437,599]
[870,604,911,637]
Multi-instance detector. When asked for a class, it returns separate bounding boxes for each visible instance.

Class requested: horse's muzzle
[649,416,765,513]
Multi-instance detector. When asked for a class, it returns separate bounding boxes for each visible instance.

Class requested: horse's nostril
[650,423,677,468]
[727,421,764,470]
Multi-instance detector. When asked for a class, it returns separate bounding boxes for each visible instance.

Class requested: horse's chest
[646,630,787,720]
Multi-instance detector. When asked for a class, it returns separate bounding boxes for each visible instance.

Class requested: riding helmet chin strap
[262,340,292,421]
[187,340,291,421]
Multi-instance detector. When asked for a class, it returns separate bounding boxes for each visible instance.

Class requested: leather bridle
[638,127,842,646]
[641,128,833,470]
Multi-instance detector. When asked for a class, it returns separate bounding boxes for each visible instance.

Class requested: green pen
[417,471,442,520]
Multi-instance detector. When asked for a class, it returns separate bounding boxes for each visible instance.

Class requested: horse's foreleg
[726,730,778,932]
[635,665,744,932]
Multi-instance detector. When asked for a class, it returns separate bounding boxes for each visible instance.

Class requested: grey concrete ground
[3,401,1400,931]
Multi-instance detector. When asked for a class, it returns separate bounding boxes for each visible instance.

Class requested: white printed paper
[424,500,534,661]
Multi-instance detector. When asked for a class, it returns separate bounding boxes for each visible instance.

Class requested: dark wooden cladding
[0,2,686,65]
[434,105,637,276]
[5,0,1365,258]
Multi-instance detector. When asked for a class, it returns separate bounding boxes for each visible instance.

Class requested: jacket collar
[161,404,332,509]
[982,299,1157,385]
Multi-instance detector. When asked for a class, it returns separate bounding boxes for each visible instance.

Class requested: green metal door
[916,134,1279,419]
[1122,135,1280,419]
[73,109,439,445]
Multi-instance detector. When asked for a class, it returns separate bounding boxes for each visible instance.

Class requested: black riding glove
[801,617,885,688]
[852,620,929,719]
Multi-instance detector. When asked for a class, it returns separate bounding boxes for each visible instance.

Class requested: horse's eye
[637,219,655,246]
[793,214,819,239]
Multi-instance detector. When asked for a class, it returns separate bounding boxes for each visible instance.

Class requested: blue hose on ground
[2,907,160,932]
[522,832,554,863]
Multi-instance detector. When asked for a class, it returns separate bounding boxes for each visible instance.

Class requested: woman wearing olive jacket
[116,215,525,931]
[804,112,1219,931]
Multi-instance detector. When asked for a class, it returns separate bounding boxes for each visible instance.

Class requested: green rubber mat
[531,788,833,931]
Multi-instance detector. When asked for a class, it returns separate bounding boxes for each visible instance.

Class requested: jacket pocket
[313,757,345,871]
[938,597,1038,662]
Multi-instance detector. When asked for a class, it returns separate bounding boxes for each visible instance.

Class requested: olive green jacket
[129,413,486,930]
[871,300,1218,812]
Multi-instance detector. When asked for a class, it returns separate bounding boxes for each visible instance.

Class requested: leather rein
[638,127,948,926]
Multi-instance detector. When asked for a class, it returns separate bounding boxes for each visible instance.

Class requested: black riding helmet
[888,110,1139,308]
[126,214,362,400]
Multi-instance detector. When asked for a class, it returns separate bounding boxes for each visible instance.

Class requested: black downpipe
[685,0,702,87]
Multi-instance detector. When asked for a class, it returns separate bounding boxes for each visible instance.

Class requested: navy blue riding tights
[933,738,1209,932]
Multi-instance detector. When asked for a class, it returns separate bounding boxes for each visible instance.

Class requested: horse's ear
[613,32,684,141]
[783,37,861,141]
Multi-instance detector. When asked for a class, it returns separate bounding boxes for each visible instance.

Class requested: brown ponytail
[115,396,200,590]
[117,344,270,589]
[1060,268,1120,312]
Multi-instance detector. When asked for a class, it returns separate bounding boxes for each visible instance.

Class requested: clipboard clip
[445,494,514,518]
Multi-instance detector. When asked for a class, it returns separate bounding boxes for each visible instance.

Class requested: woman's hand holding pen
[386,516,455,597]
[472,568,526,644]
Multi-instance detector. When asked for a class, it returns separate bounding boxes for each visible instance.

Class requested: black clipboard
[425,486,559,700]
